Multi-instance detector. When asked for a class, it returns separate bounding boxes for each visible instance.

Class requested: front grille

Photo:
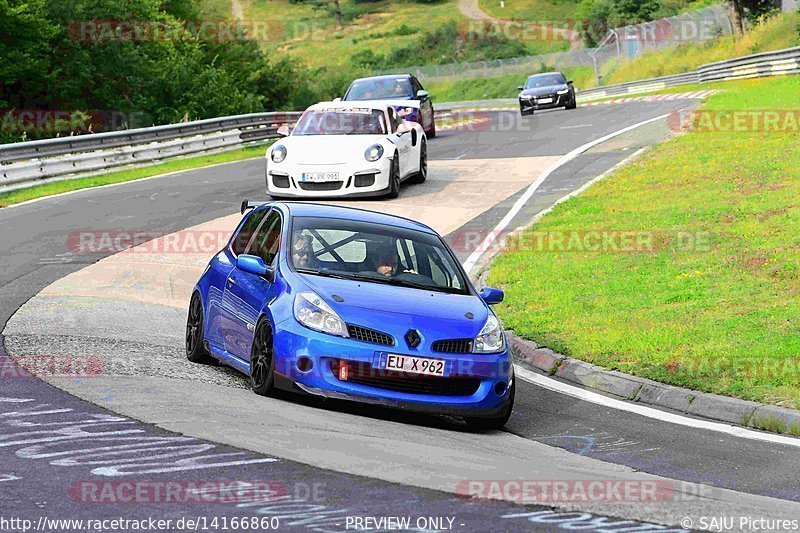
[332,361,481,397]
[298,181,343,191]
[347,324,394,346]
[271,174,289,188]
[432,339,473,354]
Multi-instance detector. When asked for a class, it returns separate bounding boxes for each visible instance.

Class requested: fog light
[297,357,313,372]
[494,381,507,395]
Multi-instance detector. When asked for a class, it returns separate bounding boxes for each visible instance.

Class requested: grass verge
[489,75,800,408]
[0,145,267,208]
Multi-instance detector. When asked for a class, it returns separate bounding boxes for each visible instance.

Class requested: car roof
[306,101,389,112]
[527,71,564,78]
[351,74,412,83]
[268,202,438,235]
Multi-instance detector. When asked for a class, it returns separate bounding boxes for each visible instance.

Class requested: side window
[411,77,423,94]
[231,210,267,256]
[248,210,282,265]
[396,239,418,272]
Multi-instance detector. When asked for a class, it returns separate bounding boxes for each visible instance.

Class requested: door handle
[227,277,237,286]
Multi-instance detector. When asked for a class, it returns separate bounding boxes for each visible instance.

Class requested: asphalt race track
[3,101,800,531]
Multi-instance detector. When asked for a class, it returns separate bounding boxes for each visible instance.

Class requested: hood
[298,273,489,340]
[281,135,386,165]
[520,84,568,97]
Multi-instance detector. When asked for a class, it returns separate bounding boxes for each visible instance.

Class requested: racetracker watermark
[68,19,327,43]
[669,110,800,133]
[2,355,104,379]
[69,480,328,504]
[66,229,713,255]
[462,18,719,43]
[457,480,714,504]
[1,109,152,135]
[447,229,713,254]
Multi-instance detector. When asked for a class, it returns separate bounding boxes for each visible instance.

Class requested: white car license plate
[302,172,339,183]
[538,98,553,104]
[386,354,445,377]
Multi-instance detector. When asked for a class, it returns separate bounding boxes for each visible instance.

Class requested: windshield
[525,73,566,88]
[293,108,387,136]
[290,216,469,295]
[345,78,414,100]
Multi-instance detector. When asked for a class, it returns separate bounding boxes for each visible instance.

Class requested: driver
[292,235,313,268]
[373,254,397,277]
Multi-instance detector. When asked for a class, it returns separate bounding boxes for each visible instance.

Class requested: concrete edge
[508,334,800,436]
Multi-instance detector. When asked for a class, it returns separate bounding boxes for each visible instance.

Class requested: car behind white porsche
[266,101,427,199]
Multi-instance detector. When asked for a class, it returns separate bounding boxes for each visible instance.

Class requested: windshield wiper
[347,274,462,295]
[295,268,352,280]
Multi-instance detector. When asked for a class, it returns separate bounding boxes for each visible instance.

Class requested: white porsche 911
[266,101,427,199]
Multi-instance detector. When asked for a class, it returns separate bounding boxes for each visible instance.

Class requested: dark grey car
[518,72,577,116]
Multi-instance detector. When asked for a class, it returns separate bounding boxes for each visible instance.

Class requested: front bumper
[519,93,572,113]
[272,319,514,417]
[266,159,392,198]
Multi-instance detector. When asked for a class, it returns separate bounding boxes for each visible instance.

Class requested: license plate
[302,172,339,183]
[537,98,553,104]
[385,354,446,377]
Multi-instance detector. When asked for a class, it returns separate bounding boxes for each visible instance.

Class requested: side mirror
[567,80,574,85]
[396,121,413,136]
[416,90,429,101]
[276,125,290,137]
[332,97,342,103]
[480,287,504,305]
[237,254,275,282]
[517,85,524,91]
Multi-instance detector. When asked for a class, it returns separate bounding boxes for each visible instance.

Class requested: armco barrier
[698,45,800,82]
[0,112,301,191]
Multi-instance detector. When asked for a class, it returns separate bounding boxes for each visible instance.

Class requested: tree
[728,0,777,35]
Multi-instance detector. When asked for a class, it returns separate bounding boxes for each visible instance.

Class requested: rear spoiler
[240,199,270,214]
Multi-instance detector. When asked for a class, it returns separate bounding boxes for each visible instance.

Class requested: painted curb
[509,334,800,436]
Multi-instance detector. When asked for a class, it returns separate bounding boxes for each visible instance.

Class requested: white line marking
[463,112,672,272]
[514,364,800,449]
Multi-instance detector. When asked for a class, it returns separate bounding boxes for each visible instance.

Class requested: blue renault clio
[186,201,514,429]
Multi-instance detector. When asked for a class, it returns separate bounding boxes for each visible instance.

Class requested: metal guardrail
[0,112,301,190]
[698,45,800,82]
[576,71,700,102]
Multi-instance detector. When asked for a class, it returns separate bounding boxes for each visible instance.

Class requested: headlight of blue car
[364,144,384,162]
[294,291,348,337]
[271,145,287,163]
[473,314,505,354]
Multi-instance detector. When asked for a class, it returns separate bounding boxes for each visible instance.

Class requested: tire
[426,120,436,139]
[250,319,276,396]
[410,139,427,184]
[186,293,214,364]
[566,94,577,110]
[387,154,401,199]
[465,380,515,431]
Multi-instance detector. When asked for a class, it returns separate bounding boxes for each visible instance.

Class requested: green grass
[426,10,798,97]
[477,0,579,22]
[245,0,568,70]
[478,0,719,22]
[0,145,268,208]
[489,75,800,409]
[597,10,800,87]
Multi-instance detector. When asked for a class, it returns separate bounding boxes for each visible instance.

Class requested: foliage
[489,75,800,408]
